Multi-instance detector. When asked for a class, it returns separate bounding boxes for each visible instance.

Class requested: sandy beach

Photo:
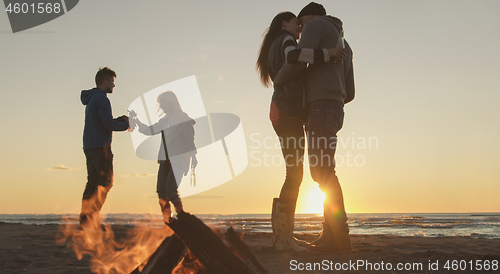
[1,222,499,274]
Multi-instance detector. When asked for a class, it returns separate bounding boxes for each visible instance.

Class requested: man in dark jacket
[79,67,129,228]
[275,2,355,252]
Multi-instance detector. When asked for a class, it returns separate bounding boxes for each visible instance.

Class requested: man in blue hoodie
[79,67,129,228]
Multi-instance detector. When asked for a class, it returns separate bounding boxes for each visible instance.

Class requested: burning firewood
[167,212,267,274]
[132,212,267,274]
[130,235,185,274]
[172,250,208,274]
[224,227,267,274]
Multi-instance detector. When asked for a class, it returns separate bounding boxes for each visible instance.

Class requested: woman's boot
[271,198,306,251]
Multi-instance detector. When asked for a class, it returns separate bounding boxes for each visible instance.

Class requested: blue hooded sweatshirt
[81,88,129,150]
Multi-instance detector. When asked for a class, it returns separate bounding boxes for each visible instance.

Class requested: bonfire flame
[57,210,172,273]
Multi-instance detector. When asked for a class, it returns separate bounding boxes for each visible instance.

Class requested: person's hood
[321,15,343,33]
[81,88,105,105]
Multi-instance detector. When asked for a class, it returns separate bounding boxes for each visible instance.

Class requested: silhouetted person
[79,67,129,229]
[275,2,355,252]
[130,91,197,223]
[257,11,346,251]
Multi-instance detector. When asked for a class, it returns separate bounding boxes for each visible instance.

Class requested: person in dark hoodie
[129,91,197,223]
[257,12,346,251]
[80,67,129,229]
[274,2,355,253]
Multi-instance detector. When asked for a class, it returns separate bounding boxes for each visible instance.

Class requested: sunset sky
[1,0,499,215]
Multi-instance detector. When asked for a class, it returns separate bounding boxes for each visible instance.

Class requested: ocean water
[1,213,499,239]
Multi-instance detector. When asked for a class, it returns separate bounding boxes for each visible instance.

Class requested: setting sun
[297,186,326,214]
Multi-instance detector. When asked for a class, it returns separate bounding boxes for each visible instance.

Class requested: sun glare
[298,187,326,214]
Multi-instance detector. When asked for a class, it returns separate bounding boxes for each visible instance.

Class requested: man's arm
[274,22,325,86]
[97,95,129,131]
[282,35,331,64]
[272,34,307,86]
[344,41,355,104]
[283,36,346,64]
[344,62,355,104]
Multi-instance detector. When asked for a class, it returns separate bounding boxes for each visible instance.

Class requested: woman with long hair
[130,91,197,223]
[256,11,344,251]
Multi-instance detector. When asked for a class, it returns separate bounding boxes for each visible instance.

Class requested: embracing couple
[256,2,355,252]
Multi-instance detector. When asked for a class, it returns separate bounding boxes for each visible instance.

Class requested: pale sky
[0,0,499,215]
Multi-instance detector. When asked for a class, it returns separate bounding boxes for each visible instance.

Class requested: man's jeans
[80,147,113,225]
[83,147,113,200]
[306,100,347,224]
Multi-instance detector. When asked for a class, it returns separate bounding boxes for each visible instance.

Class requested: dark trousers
[80,147,113,224]
[306,100,347,225]
[272,117,305,205]
[83,147,113,200]
[157,161,181,203]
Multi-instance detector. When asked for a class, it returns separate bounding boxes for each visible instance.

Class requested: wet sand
[1,222,499,273]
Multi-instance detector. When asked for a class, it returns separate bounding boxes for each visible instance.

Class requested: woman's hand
[328,47,346,63]
[127,110,139,127]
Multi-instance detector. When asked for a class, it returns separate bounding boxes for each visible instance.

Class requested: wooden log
[225,227,268,274]
[130,235,185,274]
[167,212,254,274]
[172,250,208,274]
